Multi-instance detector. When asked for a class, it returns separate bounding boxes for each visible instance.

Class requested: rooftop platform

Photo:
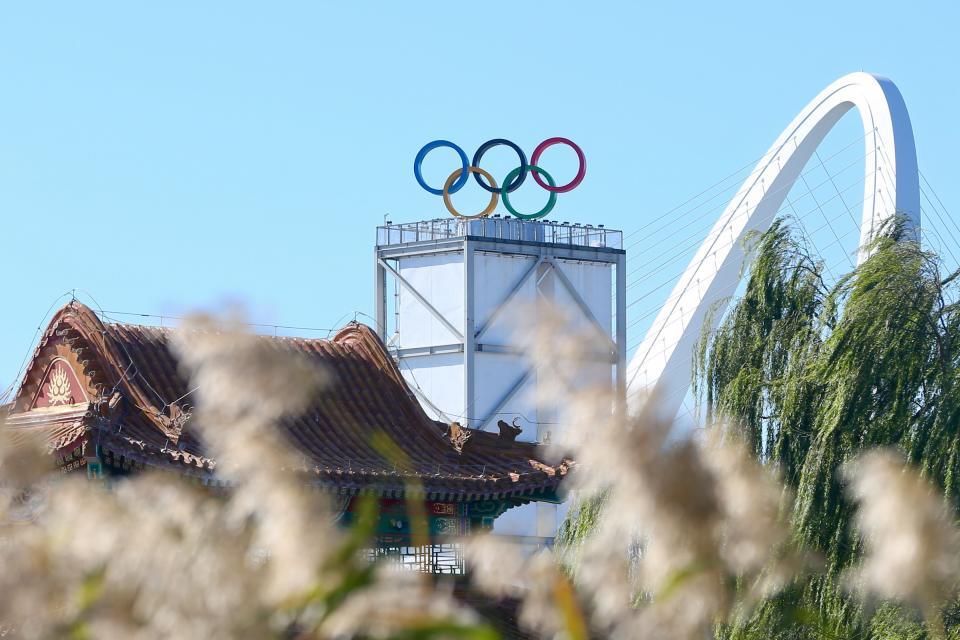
[377,218,623,251]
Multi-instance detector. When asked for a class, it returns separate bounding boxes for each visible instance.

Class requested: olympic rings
[414,138,584,220]
[501,166,557,220]
[443,167,499,219]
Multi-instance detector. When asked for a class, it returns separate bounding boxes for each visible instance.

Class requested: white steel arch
[626,72,920,416]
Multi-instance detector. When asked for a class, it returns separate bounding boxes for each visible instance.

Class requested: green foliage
[869,603,928,640]
[555,490,608,573]
[696,216,960,639]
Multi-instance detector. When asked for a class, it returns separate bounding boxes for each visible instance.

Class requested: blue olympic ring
[413,140,469,196]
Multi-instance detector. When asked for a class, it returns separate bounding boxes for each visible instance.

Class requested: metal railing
[369,542,466,575]
[377,218,623,250]
[368,535,555,575]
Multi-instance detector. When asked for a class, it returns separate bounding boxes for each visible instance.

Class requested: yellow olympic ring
[442,167,499,219]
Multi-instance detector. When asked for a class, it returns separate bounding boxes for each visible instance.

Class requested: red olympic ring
[530,137,586,193]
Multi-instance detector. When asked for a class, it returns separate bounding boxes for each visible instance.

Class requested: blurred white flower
[512,305,801,639]
[321,568,478,639]
[844,450,960,618]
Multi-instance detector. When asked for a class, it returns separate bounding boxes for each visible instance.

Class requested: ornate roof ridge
[4,301,570,500]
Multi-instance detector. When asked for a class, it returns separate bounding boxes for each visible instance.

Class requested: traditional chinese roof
[3,302,569,502]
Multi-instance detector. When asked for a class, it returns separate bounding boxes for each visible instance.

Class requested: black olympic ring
[471,139,528,193]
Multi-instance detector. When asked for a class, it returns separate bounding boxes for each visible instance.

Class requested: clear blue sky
[2,1,958,395]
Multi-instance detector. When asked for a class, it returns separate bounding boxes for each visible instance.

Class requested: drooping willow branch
[695,215,960,639]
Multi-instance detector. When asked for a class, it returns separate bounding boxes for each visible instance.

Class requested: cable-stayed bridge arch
[626,72,920,417]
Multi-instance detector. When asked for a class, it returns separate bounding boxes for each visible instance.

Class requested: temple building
[2,301,570,574]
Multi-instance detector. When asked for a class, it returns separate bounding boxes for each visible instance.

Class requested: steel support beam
[475,256,544,342]
[374,250,387,341]
[377,258,464,343]
[464,241,476,423]
[390,343,464,359]
[478,369,533,432]
[545,258,617,354]
[391,342,527,358]
[476,343,525,355]
[615,252,627,413]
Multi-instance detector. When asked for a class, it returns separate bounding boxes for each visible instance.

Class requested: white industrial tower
[375,217,626,439]
[374,217,626,539]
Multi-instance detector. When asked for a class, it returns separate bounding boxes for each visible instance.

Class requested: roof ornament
[157,402,192,440]
[496,419,523,445]
[447,421,472,454]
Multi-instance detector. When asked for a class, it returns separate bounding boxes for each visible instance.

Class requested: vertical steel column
[615,253,627,412]
[534,247,558,537]
[374,248,387,341]
[534,253,553,441]
[463,239,476,425]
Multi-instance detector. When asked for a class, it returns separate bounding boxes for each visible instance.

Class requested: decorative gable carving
[32,358,88,409]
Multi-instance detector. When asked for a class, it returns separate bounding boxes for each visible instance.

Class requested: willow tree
[695,217,960,639]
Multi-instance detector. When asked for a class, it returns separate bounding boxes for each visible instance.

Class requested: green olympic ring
[500,165,557,220]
